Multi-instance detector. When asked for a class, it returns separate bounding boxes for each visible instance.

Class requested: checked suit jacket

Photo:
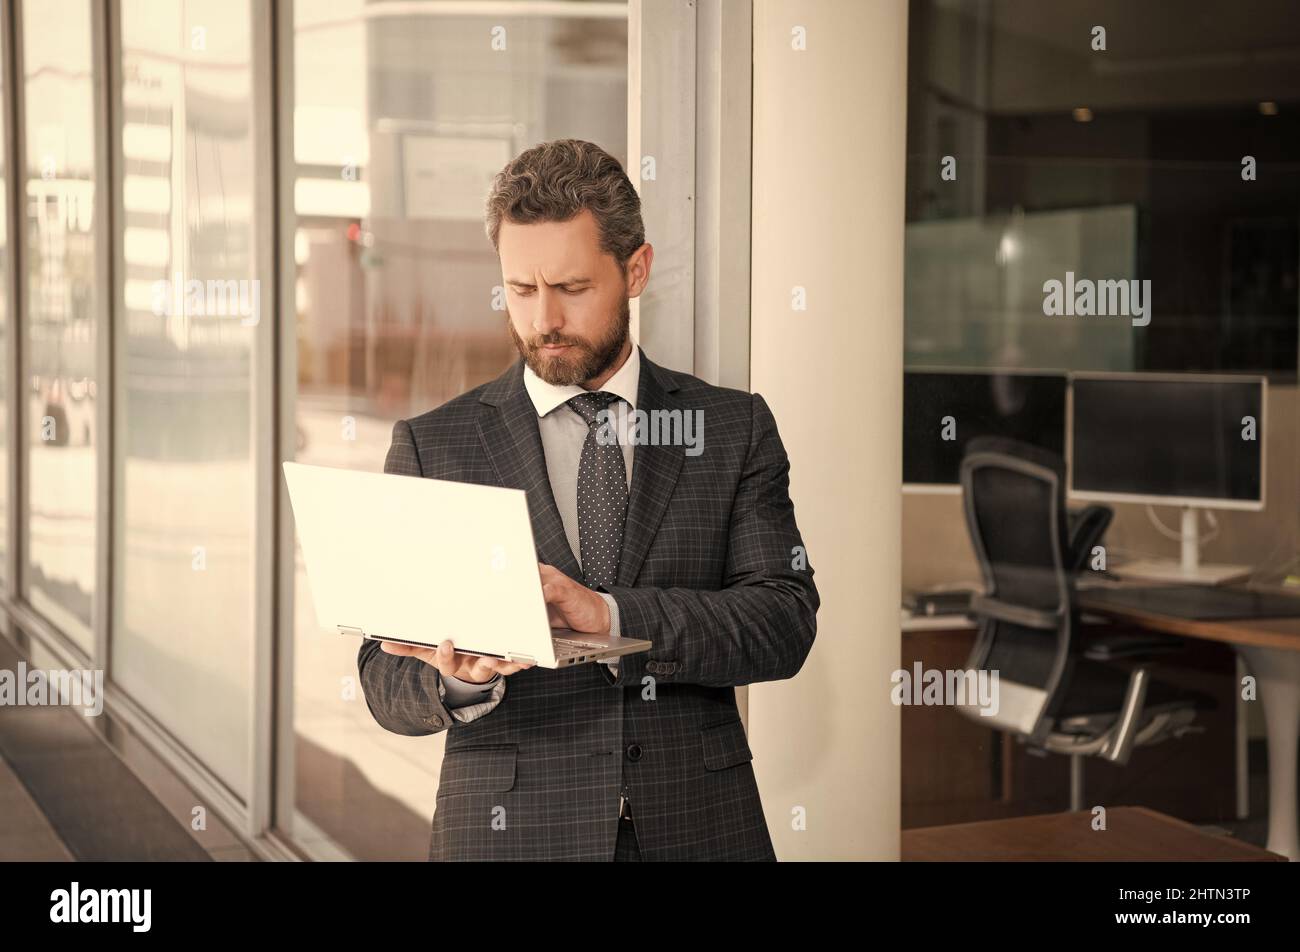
[357,347,819,861]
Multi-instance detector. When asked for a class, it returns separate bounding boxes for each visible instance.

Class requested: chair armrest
[1099,667,1150,764]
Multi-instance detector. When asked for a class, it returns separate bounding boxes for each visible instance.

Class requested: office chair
[1066,503,1112,572]
[955,437,1211,811]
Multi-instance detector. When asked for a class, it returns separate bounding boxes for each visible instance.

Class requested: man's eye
[562,287,586,294]
[513,287,535,296]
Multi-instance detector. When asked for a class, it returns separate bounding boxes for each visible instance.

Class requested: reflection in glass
[23,0,98,651]
[113,0,257,800]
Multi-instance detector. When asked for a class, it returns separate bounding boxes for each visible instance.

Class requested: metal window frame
[269,0,304,857]
[1,0,20,617]
[693,0,752,394]
[627,0,696,373]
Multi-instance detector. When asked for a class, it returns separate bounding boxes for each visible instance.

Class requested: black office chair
[1066,503,1112,573]
[955,437,1211,811]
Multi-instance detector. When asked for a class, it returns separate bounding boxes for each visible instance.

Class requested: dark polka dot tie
[566,391,628,591]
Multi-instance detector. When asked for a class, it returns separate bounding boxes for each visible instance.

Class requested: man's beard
[507,296,631,387]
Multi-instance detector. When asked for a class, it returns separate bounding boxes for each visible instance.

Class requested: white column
[747,0,908,861]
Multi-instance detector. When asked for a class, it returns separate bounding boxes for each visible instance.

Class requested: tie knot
[566,391,622,427]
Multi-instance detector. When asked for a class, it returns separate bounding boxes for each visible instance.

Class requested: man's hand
[539,563,611,635]
[378,639,533,683]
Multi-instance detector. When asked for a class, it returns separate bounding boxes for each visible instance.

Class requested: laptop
[282,461,652,668]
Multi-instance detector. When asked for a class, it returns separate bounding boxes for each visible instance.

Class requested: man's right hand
[379,639,534,683]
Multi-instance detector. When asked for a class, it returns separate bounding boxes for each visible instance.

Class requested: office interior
[899,0,1300,862]
[0,0,1296,863]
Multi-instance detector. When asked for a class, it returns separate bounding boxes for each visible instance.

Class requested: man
[358,138,818,861]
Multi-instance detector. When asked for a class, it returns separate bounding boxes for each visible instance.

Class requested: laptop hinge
[505,651,535,664]
[337,625,365,638]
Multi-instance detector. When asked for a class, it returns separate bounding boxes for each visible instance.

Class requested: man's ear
[625,242,653,297]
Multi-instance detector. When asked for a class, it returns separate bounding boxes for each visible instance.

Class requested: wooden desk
[902,806,1285,861]
[1078,593,1300,652]
[1079,590,1300,861]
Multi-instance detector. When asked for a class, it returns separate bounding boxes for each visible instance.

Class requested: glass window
[287,0,628,858]
[23,0,99,652]
[112,0,259,800]
[901,0,1300,844]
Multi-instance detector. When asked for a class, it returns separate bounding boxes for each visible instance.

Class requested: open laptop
[282,461,652,668]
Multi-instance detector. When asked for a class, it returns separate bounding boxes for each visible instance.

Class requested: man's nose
[532,289,564,335]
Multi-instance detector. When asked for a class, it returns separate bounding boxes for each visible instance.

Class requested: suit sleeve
[600,393,819,689]
[356,419,507,735]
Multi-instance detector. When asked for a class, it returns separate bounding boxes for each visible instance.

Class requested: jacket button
[429,715,444,728]
[625,744,642,762]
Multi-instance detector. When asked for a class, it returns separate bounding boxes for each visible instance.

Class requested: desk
[1080,591,1300,861]
[902,806,1285,861]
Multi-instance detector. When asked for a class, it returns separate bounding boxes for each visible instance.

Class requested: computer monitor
[903,369,1067,492]
[1069,372,1267,583]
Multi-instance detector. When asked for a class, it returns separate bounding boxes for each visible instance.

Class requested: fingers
[434,640,460,677]
[380,640,532,680]
[431,639,534,682]
[467,657,534,678]
[466,658,505,682]
[381,642,440,667]
[542,579,575,610]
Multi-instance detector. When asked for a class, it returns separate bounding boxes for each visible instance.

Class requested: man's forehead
[499,215,606,283]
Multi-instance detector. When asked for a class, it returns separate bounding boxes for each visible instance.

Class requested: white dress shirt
[440,346,638,711]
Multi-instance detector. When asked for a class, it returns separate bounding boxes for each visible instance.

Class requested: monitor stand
[1112,507,1253,586]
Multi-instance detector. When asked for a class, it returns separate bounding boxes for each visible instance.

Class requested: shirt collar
[522,344,640,418]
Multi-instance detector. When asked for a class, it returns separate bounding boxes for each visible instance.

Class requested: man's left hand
[539,562,611,635]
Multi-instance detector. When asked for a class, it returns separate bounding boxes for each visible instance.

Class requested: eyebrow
[505,276,593,287]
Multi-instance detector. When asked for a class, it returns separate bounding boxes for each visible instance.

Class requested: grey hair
[484,139,644,272]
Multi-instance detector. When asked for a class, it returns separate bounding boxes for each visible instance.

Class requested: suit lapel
[475,349,687,588]
[617,351,686,587]
[477,360,583,580]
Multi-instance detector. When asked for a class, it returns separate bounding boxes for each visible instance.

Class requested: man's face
[499,208,650,387]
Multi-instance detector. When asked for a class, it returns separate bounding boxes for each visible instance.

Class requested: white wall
[748,0,908,861]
